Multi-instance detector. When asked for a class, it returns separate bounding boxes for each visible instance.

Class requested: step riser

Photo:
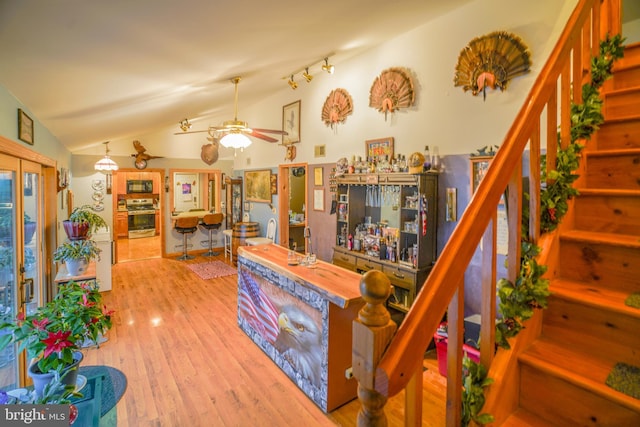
[585,152,640,189]
[574,194,640,235]
[604,89,640,121]
[609,66,640,90]
[542,295,640,365]
[557,238,640,294]
[597,119,640,150]
[520,365,640,426]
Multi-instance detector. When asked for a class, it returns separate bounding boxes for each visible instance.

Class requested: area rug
[624,292,640,309]
[78,365,127,417]
[188,261,237,280]
[605,362,640,399]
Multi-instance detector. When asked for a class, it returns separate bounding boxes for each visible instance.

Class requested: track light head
[303,68,313,82]
[288,75,298,90]
[322,58,334,74]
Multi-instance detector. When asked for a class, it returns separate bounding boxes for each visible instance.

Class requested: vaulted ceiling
[0,0,474,153]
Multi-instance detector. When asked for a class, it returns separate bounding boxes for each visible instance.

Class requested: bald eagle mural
[238,268,322,388]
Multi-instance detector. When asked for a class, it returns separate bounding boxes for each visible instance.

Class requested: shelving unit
[332,172,438,312]
[225,176,243,230]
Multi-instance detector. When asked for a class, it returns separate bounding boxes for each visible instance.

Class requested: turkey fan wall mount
[369,67,415,120]
[322,88,353,130]
[174,77,288,146]
[454,31,531,100]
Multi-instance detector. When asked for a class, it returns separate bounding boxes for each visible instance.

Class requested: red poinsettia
[42,331,74,358]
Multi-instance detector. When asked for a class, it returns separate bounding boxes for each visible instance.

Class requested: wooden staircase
[503,43,640,426]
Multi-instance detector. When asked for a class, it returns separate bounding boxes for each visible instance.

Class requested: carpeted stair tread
[625,292,640,309]
[521,339,640,412]
[606,362,640,399]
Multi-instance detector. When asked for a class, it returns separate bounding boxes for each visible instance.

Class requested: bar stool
[175,216,199,260]
[223,229,233,260]
[200,213,223,257]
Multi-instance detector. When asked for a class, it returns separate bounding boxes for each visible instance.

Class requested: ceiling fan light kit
[220,132,252,149]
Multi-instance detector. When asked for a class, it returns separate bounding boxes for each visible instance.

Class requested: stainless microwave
[126,180,153,194]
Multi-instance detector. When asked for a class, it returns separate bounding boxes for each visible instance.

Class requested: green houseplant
[0,280,113,397]
[54,239,101,276]
[63,205,107,240]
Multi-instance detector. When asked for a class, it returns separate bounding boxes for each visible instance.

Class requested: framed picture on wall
[366,137,394,160]
[245,169,272,203]
[18,109,34,145]
[313,188,325,211]
[314,167,323,186]
[282,100,301,144]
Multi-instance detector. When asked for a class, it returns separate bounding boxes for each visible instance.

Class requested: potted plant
[63,205,107,240]
[53,239,101,276]
[0,280,114,398]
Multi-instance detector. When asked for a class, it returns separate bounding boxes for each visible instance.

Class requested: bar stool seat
[223,229,233,260]
[200,213,223,257]
[175,216,199,260]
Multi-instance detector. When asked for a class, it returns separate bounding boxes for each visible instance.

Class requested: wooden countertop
[238,243,363,309]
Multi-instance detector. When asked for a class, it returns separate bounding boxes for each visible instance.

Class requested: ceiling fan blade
[248,130,279,143]
[173,130,209,135]
[252,128,288,135]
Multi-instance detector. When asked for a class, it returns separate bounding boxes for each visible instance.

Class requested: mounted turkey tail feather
[322,88,354,131]
[454,31,531,99]
[369,67,415,120]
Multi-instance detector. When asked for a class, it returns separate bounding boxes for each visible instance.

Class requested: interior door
[0,155,44,390]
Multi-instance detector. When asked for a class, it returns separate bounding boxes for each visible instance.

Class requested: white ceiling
[0,0,474,154]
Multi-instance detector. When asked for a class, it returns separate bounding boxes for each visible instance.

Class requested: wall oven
[126,198,156,239]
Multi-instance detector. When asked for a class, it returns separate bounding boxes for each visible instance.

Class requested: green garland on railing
[462,33,625,426]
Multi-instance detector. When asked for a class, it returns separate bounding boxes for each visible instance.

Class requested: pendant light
[94,141,119,172]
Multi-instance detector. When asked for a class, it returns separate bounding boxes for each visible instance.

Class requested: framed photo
[314,167,323,186]
[366,137,394,160]
[245,169,272,203]
[18,109,34,145]
[313,188,325,211]
[470,156,492,194]
[282,100,301,144]
[270,174,278,195]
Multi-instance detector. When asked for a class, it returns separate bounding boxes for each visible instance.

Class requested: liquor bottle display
[332,172,438,312]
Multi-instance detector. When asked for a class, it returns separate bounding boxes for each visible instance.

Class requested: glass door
[0,156,43,391]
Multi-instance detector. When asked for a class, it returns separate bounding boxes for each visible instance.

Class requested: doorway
[113,169,163,263]
[278,163,307,253]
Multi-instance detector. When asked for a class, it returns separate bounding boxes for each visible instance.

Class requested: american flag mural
[238,267,280,343]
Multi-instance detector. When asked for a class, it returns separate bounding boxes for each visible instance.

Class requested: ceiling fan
[175,77,288,146]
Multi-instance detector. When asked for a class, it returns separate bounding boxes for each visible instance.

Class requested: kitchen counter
[237,244,364,412]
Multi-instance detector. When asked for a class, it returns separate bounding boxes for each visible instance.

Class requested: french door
[0,154,44,390]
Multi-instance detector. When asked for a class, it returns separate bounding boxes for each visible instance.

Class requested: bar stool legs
[203,228,220,257]
[176,230,195,261]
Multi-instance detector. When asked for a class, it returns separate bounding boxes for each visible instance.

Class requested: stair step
[551,278,640,320]
[542,292,640,367]
[573,188,640,235]
[520,339,640,419]
[609,63,640,90]
[501,408,552,426]
[558,230,640,294]
[604,87,640,121]
[596,117,640,150]
[584,148,640,190]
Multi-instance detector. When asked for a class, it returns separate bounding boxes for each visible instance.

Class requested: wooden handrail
[353,0,620,424]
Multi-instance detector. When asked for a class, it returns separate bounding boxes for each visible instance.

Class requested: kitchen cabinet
[115,212,128,239]
[152,174,161,194]
[332,172,438,312]
[225,176,242,230]
[155,210,160,235]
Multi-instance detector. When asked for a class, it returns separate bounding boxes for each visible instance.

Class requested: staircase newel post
[352,270,398,426]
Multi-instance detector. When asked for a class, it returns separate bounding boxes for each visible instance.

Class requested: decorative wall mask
[454,31,531,100]
[200,137,219,165]
[321,88,353,130]
[369,67,415,120]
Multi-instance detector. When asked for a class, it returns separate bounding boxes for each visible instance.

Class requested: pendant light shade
[219,132,252,149]
[94,141,119,172]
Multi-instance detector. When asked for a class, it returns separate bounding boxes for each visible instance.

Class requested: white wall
[229,0,577,170]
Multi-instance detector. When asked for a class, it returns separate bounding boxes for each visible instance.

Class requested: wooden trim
[0,135,56,167]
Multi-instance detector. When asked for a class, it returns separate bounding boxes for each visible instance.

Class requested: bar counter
[237,244,364,412]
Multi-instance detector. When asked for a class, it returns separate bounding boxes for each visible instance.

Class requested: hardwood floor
[82,254,446,426]
[116,235,162,263]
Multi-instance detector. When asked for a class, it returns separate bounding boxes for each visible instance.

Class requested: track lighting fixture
[179,118,191,132]
[322,57,334,74]
[303,68,313,83]
[288,75,298,90]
